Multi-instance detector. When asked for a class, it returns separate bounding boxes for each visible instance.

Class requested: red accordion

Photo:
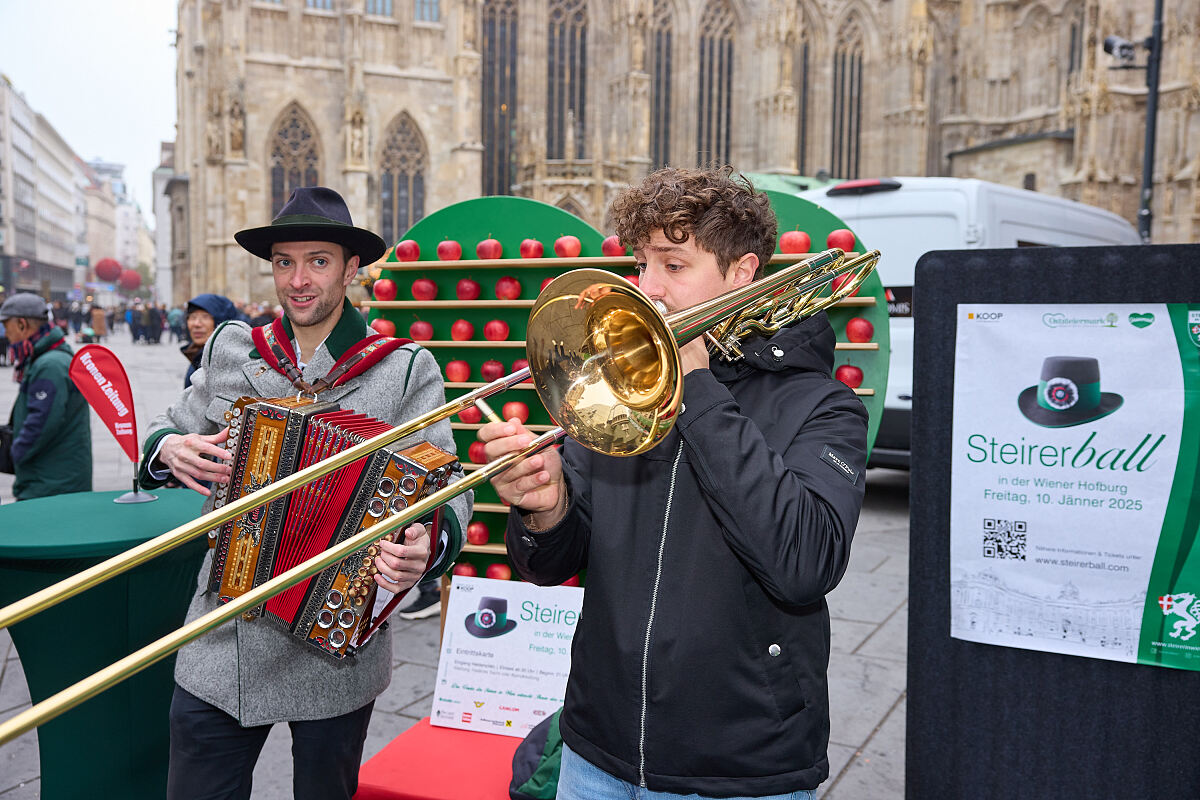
[209,396,458,659]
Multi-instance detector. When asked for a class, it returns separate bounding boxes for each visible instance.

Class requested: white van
[796,177,1141,469]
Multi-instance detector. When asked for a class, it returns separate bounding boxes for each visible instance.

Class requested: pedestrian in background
[0,293,92,501]
[168,305,185,342]
[181,294,243,388]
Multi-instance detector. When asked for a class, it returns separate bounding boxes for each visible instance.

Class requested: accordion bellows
[209,396,458,659]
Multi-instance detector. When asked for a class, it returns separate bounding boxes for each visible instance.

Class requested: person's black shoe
[398,586,441,620]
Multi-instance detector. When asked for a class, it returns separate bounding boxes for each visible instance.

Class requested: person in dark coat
[181,294,243,388]
[480,167,869,799]
[1,293,92,500]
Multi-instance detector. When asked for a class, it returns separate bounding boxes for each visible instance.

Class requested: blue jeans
[558,742,819,800]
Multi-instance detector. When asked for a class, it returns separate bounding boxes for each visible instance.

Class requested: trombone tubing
[0,426,568,746]
[0,367,535,632]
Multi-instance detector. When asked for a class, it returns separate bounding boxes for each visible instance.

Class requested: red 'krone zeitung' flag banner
[68,344,140,464]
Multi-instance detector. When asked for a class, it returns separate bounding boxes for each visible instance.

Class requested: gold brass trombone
[0,246,878,745]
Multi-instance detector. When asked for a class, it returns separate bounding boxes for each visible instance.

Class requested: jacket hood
[709,311,836,383]
[186,293,243,325]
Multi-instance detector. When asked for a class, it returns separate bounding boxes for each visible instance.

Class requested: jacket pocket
[205,395,238,428]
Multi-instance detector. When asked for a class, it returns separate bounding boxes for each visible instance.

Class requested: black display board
[907,244,1200,800]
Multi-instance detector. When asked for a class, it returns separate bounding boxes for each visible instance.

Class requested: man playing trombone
[480,166,868,799]
[138,187,469,800]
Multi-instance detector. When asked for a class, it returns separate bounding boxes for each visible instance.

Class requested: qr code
[982,518,1027,560]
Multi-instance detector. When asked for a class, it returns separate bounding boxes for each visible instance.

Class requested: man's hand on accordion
[373,522,432,592]
[158,428,234,496]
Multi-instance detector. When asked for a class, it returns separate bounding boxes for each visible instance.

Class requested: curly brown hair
[609,166,777,278]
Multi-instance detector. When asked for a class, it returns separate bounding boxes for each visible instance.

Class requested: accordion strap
[252,318,412,395]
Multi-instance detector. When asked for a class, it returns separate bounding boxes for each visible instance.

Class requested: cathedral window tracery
[269,104,321,217]
[379,113,428,246]
[483,0,519,194]
[547,0,588,160]
[794,21,812,176]
[697,0,734,166]
[831,16,864,179]
[650,0,673,169]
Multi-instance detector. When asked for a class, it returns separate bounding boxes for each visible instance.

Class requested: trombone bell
[528,269,681,457]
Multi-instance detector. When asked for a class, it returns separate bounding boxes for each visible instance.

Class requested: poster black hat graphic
[464,597,518,638]
[1018,356,1124,428]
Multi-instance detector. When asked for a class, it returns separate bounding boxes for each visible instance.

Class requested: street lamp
[1103,0,1164,244]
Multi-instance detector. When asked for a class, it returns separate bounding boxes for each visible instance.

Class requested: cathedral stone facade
[171,0,1199,306]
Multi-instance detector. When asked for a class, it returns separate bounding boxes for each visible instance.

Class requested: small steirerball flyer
[431,576,583,737]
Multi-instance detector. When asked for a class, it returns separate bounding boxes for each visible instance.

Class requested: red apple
[394,239,420,261]
[554,235,582,258]
[826,229,857,252]
[485,563,513,581]
[561,574,581,587]
[450,319,475,341]
[480,359,506,381]
[408,319,433,340]
[845,317,874,343]
[437,239,463,260]
[502,401,529,423]
[453,562,478,577]
[372,278,398,301]
[468,440,488,464]
[370,318,396,337]
[541,276,555,291]
[466,521,490,545]
[520,239,544,258]
[411,278,438,300]
[456,278,482,300]
[459,406,483,424]
[779,230,811,254]
[835,364,864,389]
[495,275,522,300]
[476,238,503,259]
[483,319,510,341]
[445,360,471,382]
[830,273,860,297]
[511,358,530,381]
[601,235,625,256]
[624,274,640,287]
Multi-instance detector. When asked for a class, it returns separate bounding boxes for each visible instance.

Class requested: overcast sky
[0,0,177,228]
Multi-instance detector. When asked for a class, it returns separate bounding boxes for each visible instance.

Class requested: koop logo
[968,311,1005,321]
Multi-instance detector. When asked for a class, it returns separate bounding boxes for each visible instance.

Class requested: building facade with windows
[1,75,93,299]
[172,0,1199,305]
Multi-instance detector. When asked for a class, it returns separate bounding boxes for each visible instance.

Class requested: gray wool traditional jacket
[139,300,470,726]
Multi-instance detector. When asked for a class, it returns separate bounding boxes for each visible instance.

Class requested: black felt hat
[234,187,387,264]
[1017,356,1124,428]
[464,597,518,638]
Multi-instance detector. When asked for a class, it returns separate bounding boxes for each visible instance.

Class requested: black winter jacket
[506,311,869,797]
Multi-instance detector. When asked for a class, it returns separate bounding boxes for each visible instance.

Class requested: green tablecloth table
[0,489,208,799]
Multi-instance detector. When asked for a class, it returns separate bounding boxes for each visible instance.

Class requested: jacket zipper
[639,441,684,787]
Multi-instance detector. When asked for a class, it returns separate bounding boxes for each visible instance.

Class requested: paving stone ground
[0,330,909,798]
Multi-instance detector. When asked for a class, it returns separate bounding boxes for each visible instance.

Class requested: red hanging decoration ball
[118,269,141,291]
[95,258,122,282]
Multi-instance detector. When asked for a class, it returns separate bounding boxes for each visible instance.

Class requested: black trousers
[166,685,374,800]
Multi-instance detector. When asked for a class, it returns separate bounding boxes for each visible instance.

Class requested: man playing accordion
[139,187,470,800]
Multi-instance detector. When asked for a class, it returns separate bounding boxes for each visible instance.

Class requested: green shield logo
[1129,312,1155,329]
